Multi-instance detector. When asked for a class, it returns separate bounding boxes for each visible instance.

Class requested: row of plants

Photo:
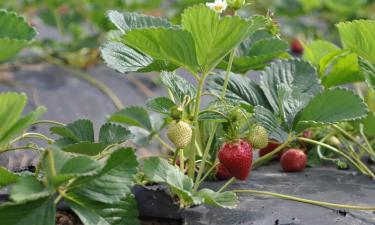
[0,1,375,224]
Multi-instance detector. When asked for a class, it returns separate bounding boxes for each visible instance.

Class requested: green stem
[155,135,175,153]
[194,162,220,190]
[47,150,57,177]
[252,137,293,169]
[359,124,375,157]
[333,124,371,155]
[188,73,208,178]
[179,149,185,172]
[0,145,42,154]
[32,120,66,127]
[9,133,53,145]
[218,177,236,193]
[233,189,375,210]
[193,126,217,192]
[172,148,180,165]
[298,137,375,178]
[220,49,236,99]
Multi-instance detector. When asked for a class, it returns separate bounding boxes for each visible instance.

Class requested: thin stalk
[193,127,217,192]
[252,137,293,169]
[233,189,375,211]
[333,124,371,155]
[155,135,175,153]
[359,124,375,157]
[194,162,220,189]
[42,54,124,110]
[179,149,185,172]
[47,150,57,177]
[220,49,236,99]
[218,177,236,193]
[298,137,375,178]
[188,73,208,178]
[32,120,66,127]
[0,145,41,154]
[9,133,53,145]
[172,148,180,165]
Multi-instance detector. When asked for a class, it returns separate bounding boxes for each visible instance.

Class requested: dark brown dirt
[141,218,182,225]
[56,211,82,225]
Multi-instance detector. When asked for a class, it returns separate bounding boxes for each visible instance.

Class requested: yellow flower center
[214,4,223,11]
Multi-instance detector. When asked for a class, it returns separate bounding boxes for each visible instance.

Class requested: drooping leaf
[296,88,369,131]
[99,123,133,147]
[67,148,139,225]
[196,189,238,209]
[125,27,199,73]
[303,40,340,67]
[146,97,176,114]
[0,167,19,187]
[108,106,153,131]
[101,42,153,73]
[160,71,196,103]
[107,10,176,33]
[0,92,27,141]
[181,5,267,73]
[253,106,289,142]
[358,57,375,91]
[337,20,375,64]
[0,197,55,225]
[260,59,323,113]
[10,176,51,202]
[0,106,46,147]
[207,73,270,109]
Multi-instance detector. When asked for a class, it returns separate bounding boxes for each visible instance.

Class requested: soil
[55,211,182,225]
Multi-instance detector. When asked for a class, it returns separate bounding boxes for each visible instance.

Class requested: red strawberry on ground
[290,38,304,54]
[280,149,307,172]
[216,163,233,181]
[218,139,253,181]
[258,140,281,157]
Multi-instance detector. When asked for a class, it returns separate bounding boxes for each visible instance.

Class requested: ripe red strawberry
[216,163,233,180]
[280,149,307,172]
[290,38,304,54]
[218,139,253,181]
[258,140,281,157]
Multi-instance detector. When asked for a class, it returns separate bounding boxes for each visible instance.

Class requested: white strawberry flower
[206,0,227,13]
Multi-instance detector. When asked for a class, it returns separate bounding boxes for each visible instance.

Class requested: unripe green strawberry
[247,125,269,149]
[167,120,192,149]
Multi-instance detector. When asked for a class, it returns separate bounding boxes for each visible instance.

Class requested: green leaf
[143,157,171,183]
[260,59,322,113]
[66,119,95,142]
[253,106,288,142]
[62,142,105,156]
[99,123,133,147]
[125,27,199,73]
[68,148,138,203]
[322,52,363,87]
[303,40,341,67]
[108,106,153,131]
[0,106,46,147]
[199,110,228,122]
[107,10,175,33]
[0,10,37,62]
[277,85,313,130]
[0,167,19,187]
[146,97,176,114]
[69,194,140,225]
[337,20,375,64]
[67,148,139,224]
[231,38,288,73]
[358,57,375,91]
[101,42,153,73]
[196,189,238,209]
[296,88,369,131]
[182,5,266,72]
[0,197,55,225]
[10,176,51,202]
[52,156,101,186]
[160,71,196,103]
[207,73,270,109]
[361,113,375,136]
[0,92,27,142]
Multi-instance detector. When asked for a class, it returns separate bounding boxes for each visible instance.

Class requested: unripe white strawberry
[247,125,269,149]
[167,120,192,149]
